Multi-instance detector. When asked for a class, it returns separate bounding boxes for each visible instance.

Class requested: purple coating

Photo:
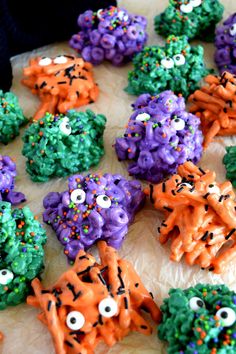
[215,13,236,74]
[115,91,203,183]
[69,6,148,65]
[43,173,145,261]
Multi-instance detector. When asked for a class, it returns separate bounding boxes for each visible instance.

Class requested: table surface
[0,0,235,353]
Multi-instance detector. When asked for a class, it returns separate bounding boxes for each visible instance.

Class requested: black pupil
[176,56,180,60]
[209,184,214,188]
[77,195,82,200]
[197,300,203,307]
[221,311,228,319]
[103,196,108,201]
[70,317,77,324]
[65,124,70,130]
[1,271,7,275]
[175,118,180,122]
[105,306,111,312]
[166,58,171,61]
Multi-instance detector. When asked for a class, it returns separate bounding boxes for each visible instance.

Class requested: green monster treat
[0,201,47,309]
[223,146,236,188]
[125,35,211,98]
[0,90,27,144]
[22,109,106,182]
[158,283,236,354]
[154,0,224,42]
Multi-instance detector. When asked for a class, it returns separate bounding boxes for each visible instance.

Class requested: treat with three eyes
[22,55,99,121]
[189,72,236,148]
[70,6,148,66]
[0,201,47,310]
[43,173,145,261]
[155,0,224,42]
[125,35,211,98]
[27,241,161,354]
[215,13,236,75]
[158,283,236,353]
[115,91,203,183]
[144,161,236,273]
[22,110,106,182]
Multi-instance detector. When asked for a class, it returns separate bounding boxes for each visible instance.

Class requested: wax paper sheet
[0,0,235,353]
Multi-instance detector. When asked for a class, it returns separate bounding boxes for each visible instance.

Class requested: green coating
[154,0,224,42]
[158,283,236,354]
[0,90,28,144]
[22,109,107,182]
[0,201,47,309]
[223,146,236,188]
[125,35,212,98]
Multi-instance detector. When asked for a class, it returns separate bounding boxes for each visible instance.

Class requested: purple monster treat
[215,13,236,74]
[115,91,203,183]
[0,154,25,204]
[69,6,148,66]
[43,172,145,261]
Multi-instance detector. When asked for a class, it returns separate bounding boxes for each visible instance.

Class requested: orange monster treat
[22,55,99,120]
[27,241,161,354]
[189,71,236,148]
[145,161,236,274]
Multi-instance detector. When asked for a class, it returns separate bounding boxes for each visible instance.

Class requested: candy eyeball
[180,3,193,13]
[189,0,202,7]
[0,269,14,285]
[97,9,103,19]
[171,117,185,130]
[207,184,220,195]
[189,297,205,311]
[173,54,186,66]
[71,189,86,204]
[38,57,52,66]
[135,112,151,121]
[215,307,236,327]
[66,311,85,330]
[161,57,174,69]
[229,23,236,36]
[96,195,112,208]
[118,10,129,22]
[178,182,192,189]
[53,56,68,64]
[59,117,71,135]
[98,297,118,318]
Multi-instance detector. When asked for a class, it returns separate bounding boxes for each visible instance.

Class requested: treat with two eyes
[125,35,211,98]
[0,201,47,310]
[27,241,161,354]
[155,0,224,42]
[43,173,145,261]
[70,6,148,65]
[22,55,99,121]
[158,283,236,353]
[22,110,106,182]
[115,91,203,183]
[144,161,236,274]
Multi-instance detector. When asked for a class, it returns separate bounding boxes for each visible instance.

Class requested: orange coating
[0,332,3,342]
[189,71,236,148]
[27,241,161,354]
[22,55,99,121]
[144,161,236,274]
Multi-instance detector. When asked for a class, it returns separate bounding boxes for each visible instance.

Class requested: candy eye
[59,117,71,135]
[189,297,205,311]
[118,11,129,22]
[216,307,236,327]
[173,54,186,66]
[161,58,174,69]
[0,269,14,285]
[96,195,111,208]
[98,297,118,318]
[53,56,68,64]
[180,3,193,13]
[178,182,192,189]
[135,113,151,121]
[229,24,236,36]
[207,184,220,195]
[71,189,86,204]
[171,117,185,130]
[189,0,202,7]
[38,57,52,66]
[66,311,85,330]
[97,9,103,19]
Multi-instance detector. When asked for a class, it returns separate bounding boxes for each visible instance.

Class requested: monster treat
[189,72,236,148]
[69,6,148,66]
[0,201,47,309]
[215,13,236,75]
[115,91,203,183]
[43,173,145,261]
[155,0,224,42]
[144,161,236,274]
[223,146,236,188]
[22,55,99,121]
[158,283,236,353]
[27,241,161,354]
[22,110,106,182]
[125,35,210,98]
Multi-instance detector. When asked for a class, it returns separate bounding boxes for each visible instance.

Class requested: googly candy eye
[135,113,151,121]
[71,189,86,204]
[66,311,85,330]
[189,0,202,7]
[118,10,129,22]
[0,269,14,285]
[171,117,185,130]
[178,182,192,189]
[161,57,174,69]
[53,56,68,64]
[207,184,220,195]
[173,54,186,66]
[189,297,205,311]
[98,297,118,318]
[38,57,52,66]
[229,23,236,36]
[216,307,236,327]
[59,117,71,135]
[96,194,112,208]
[180,3,193,13]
